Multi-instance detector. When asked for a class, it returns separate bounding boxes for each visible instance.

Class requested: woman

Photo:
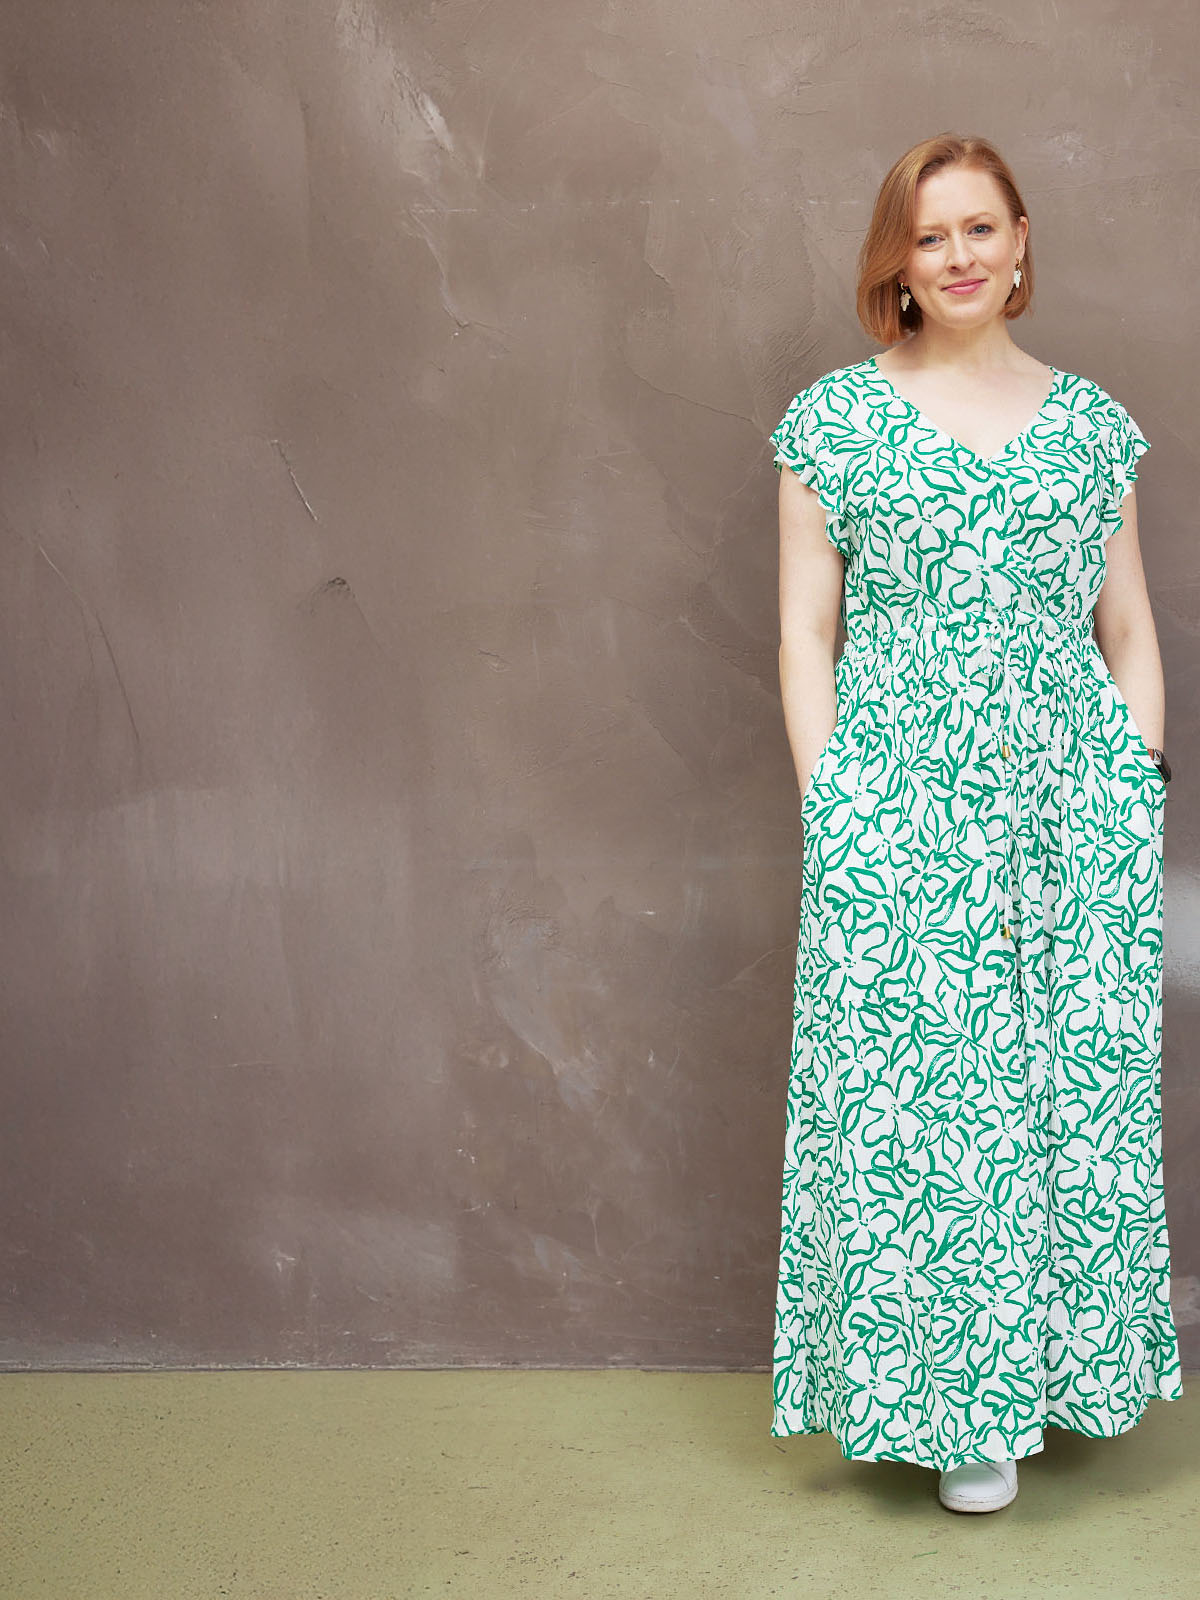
[769,132,1181,1515]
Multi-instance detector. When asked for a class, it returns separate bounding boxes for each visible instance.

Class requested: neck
[897,322,1024,373]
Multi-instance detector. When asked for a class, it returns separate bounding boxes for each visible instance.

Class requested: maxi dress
[769,355,1182,1473]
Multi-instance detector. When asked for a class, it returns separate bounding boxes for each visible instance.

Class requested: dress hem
[769,1386,1185,1473]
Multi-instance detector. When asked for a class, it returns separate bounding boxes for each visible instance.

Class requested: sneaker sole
[938,1479,1018,1514]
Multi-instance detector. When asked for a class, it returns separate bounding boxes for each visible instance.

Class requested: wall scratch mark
[36,543,142,753]
[270,438,320,521]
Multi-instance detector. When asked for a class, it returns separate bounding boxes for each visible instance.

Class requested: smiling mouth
[943,279,985,291]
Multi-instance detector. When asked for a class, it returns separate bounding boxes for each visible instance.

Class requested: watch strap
[1147,746,1172,783]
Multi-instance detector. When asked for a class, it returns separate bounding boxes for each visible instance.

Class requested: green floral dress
[769,355,1182,1472]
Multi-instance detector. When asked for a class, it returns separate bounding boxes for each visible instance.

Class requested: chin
[931,296,998,319]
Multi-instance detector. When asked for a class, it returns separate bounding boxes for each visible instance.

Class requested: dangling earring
[1013,259,1023,289]
[898,281,912,312]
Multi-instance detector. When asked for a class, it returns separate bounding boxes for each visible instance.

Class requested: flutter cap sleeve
[770,384,852,557]
[1098,395,1150,542]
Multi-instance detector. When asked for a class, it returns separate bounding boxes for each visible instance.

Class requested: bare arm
[778,466,845,800]
[1091,487,1165,750]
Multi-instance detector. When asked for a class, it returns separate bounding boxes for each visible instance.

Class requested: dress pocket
[1106,674,1163,788]
[800,715,850,819]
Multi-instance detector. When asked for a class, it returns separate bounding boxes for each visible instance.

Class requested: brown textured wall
[1,1,1196,1369]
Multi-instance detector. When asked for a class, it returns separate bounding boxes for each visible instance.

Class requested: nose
[945,231,976,270]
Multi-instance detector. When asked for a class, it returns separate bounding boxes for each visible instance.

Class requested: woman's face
[900,164,1028,330]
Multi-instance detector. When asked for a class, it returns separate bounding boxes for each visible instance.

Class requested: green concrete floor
[0,1369,1196,1599]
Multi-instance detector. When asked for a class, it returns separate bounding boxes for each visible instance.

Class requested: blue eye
[916,223,994,246]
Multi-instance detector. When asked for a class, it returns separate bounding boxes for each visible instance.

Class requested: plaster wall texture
[1,1,1196,1368]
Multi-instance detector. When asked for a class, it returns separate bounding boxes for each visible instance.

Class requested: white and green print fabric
[770,355,1181,1473]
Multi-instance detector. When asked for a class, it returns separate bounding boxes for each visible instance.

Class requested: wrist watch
[1147,746,1172,783]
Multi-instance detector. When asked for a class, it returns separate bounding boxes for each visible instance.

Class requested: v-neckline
[867,356,1061,466]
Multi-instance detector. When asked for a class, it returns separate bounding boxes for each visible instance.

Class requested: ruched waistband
[844,603,1095,659]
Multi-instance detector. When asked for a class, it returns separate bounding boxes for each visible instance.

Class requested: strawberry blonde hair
[856,132,1034,346]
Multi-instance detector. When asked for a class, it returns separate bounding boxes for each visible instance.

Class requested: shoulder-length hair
[857,132,1034,346]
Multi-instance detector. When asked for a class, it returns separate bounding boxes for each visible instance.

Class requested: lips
[943,279,985,293]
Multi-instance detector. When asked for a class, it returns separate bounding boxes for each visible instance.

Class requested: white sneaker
[938,1457,1018,1513]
